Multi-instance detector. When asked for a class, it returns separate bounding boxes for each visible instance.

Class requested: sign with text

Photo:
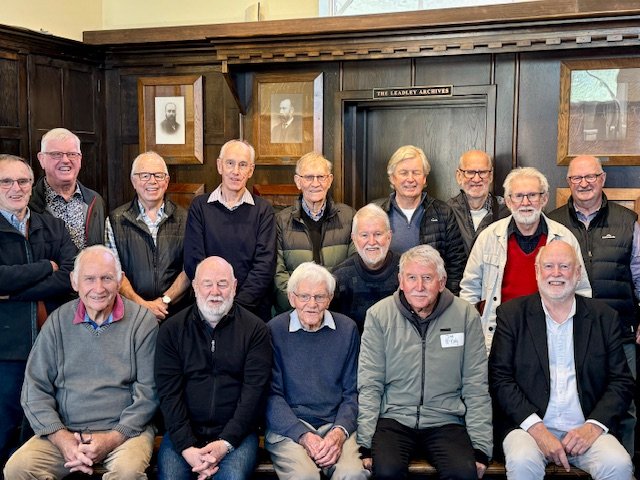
[373,85,453,99]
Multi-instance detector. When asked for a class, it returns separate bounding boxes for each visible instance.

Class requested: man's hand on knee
[48,430,94,475]
[562,423,603,457]
[528,422,570,472]
[299,431,324,460]
[77,430,126,464]
[314,428,345,468]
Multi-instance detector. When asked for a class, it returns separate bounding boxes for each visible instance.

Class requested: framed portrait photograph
[557,58,640,165]
[138,75,203,164]
[252,72,323,165]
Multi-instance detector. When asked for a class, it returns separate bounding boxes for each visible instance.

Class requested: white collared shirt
[207,185,255,211]
[288,309,336,333]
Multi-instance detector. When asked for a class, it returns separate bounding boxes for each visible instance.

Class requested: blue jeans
[0,361,26,472]
[157,432,258,480]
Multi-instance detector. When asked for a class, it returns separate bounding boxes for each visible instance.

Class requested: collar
[541,297,577,326]
[301,198,327,221]
[44,178,82,203]
[136,199,165,219]
[507,214,548,238]
[73,294,125,325]
[207,184,255,210]
[0,207,30,234]
[288,309,336,332]
[461,190,494,212]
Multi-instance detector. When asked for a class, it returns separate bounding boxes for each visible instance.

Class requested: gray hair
[295,152,332,175]
[387,145,431,178]
[219,139,255,165]
[352,203,390,235]
[130,151,168,178]
[0,154,34,180]
[72,245,122,284]
[41,128,81,153]
[399,244,447,282]
[503,166,549,198]
[287,262,336,296]
[194,256,236,283]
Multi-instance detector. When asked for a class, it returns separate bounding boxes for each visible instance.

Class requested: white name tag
[440,333,464,348]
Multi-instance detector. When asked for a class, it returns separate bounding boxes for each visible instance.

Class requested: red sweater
[501,233,547,304]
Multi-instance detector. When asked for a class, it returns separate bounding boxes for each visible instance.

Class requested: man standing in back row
[448,149,509,257]
[30,128,106,249]
[183,140,276,320]
[549,155,640,456]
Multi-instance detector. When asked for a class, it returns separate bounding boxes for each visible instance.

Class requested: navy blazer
[489,293,633,445]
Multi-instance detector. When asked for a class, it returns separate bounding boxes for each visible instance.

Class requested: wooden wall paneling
[64,65,97,133]
[342,59,412,91]
[414,55,492,86]
[0,49,28,157]
[493,53,518,195]
[28,56,64,153]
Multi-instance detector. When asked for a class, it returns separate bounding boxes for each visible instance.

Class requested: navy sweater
[266,311,360,441]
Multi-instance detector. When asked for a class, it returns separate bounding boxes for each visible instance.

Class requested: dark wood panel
[493,53,517,194]
[120,75,140,140]
[65,67,96,133]
[30,61,63,130]
[342,59,411,91]
[0,56,19,127]
[415,55,492,86]
[0,138,21,155]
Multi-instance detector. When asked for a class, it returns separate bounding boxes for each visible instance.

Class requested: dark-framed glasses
[133,172,168,182]
[509,192,545,204]
[567,173,603,184]
[43,151,82,161]
[293,292,330,304]
[0,178,32,189]
[458,169,492,179]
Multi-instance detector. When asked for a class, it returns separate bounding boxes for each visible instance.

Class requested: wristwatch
[221,439,234,454]
[161,295,172,305]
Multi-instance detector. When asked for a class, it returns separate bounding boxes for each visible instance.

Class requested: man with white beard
[460,167,591,353]
[154,256,272,480]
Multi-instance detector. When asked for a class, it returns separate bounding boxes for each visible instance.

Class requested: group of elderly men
[0,125,639,480]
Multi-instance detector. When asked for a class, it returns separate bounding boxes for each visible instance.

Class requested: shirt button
[488,326,494,332]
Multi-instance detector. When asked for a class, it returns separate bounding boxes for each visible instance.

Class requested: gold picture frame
[557,58,640,166]
[253,72,323,165]
[138,75,203,164]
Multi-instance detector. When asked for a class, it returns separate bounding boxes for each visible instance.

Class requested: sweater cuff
[474,448,489,466]
[37,422,66,437]
[114,424,142,439]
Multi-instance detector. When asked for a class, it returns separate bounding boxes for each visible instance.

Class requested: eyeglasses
[43,151,82,161]
[458,169,492,179]
[296,174,331,184]
[293,292,330,304]
[508,192,545,204]
[133,172,168,182]
[567,173,604,184]
[0,178,32,189]
[222,159,253,172]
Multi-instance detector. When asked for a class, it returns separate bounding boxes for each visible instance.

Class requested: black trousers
[371,418,477,480]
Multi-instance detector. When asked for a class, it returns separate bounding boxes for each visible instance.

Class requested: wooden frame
[252,72,323,165]
[557,58,640,166]
[138,75,203,164]
[556,188,640,219]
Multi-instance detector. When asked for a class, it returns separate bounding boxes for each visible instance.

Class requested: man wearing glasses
[460,166,591,353]
[30,128,106,249]
[549,155,640,457]
[448,150,509,257]
[0,155,77,475]
[266,262,367,480]
[183,139,276,320]
[105,151,190,321]
[274,152,354,313]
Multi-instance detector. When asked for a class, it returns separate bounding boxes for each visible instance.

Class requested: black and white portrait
[270,94,303,144]
[155,96,185,145]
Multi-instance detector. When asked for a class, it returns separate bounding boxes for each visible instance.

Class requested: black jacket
[0,212,77,360]
[374,193,465,294]
[109,197,187,307]
[549,194,638,341]
[447,191,510,256]
[29,177,106,247]
[489,293,634,447]
[155,303,272,452]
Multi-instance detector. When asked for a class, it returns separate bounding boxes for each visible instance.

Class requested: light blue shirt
[288,309,336,332]
[0,207,30,237]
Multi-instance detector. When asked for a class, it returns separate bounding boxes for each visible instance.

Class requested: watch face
[162,295,171,304]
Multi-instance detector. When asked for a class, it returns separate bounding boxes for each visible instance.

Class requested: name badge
[440,333,464,348]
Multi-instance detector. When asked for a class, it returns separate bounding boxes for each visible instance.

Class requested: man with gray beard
[154,256,272,480]
[460,167,591,353]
